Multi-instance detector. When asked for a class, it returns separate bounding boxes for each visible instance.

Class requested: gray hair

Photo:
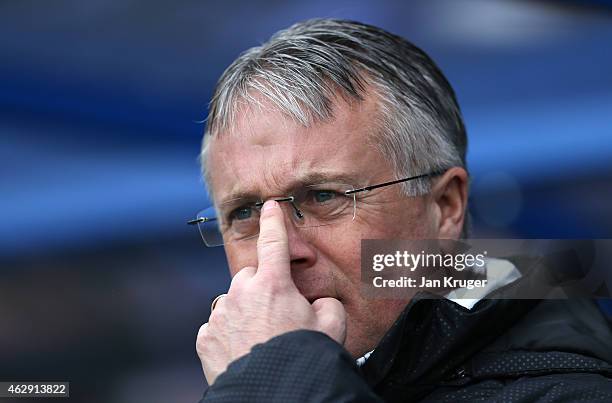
[201,18,469,234]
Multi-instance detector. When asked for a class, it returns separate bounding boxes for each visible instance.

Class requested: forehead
[206,94,389,204]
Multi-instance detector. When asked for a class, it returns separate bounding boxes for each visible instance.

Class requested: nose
[279,204,318,271]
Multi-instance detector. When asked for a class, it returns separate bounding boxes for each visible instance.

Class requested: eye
[313,190,336,203]
[229,206,253,221]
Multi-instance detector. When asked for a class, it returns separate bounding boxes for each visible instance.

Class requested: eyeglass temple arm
[344,171,444,195]
[187,216,217,225]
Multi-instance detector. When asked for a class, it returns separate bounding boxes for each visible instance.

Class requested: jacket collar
[360,256,551,396]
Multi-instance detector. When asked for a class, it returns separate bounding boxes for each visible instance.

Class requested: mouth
[306,296,324,304]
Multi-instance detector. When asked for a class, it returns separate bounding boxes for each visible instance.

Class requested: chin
[343,299,410,358]
[343,320,375,359]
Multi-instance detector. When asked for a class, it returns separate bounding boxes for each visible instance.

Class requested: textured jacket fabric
[199,257,612,402]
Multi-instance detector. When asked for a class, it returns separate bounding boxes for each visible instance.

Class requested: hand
[196,200,347,385]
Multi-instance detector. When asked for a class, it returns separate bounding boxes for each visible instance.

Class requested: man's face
[207,93,440,357]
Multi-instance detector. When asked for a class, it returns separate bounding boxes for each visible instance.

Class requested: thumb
[312,297,346,345]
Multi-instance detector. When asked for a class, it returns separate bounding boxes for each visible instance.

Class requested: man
[193,19,612,402]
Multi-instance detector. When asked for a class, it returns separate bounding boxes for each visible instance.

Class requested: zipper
[442,365,471,385]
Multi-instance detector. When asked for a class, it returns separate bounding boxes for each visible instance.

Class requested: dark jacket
[200,256,612,402]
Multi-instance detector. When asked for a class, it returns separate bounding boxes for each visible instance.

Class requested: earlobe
[433,168,469,239]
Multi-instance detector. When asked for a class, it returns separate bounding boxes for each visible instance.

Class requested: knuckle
[230,266,255,289]
[196,325,209,354]
[208,307,222,324]
[259,277,283,294]
[257,230,287,248]
[197,323,208,339]
[230,273,244,290]
[227,286,243,303]
[208,302,229,326]
[266,283,282,295]
[260,238,287,252]
[196,339,208,356]
[259,251,289,271]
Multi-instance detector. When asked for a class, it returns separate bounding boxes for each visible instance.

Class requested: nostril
[290,258,309,268]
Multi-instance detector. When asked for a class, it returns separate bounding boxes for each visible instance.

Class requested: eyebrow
[218,171,360,206]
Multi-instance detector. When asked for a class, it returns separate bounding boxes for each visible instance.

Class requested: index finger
[256,200,291,281]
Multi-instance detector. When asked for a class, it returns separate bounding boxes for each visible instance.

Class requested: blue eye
[230,207,253,221]
[314,190,335,203]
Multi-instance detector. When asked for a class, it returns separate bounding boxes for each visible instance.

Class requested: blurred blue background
[1,1,611,402]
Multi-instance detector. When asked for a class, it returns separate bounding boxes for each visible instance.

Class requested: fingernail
[262,200,278,211]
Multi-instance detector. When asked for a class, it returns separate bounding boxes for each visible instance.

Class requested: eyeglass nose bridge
[254,196,305,220]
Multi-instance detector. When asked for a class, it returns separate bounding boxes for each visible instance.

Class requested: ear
[429,167,469,239]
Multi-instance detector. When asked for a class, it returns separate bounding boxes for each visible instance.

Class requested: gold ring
[211,294,227,311]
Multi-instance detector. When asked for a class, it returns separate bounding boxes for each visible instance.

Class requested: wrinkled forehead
[205,94,385,206]
[206,132,358,207]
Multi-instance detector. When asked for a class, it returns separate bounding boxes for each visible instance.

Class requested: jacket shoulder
[423,372,612,403]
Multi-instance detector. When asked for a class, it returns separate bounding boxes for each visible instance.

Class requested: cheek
[224,242,258,277]
[304,227,363,290]
[359,198,433,239]
[316,201,434,288]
